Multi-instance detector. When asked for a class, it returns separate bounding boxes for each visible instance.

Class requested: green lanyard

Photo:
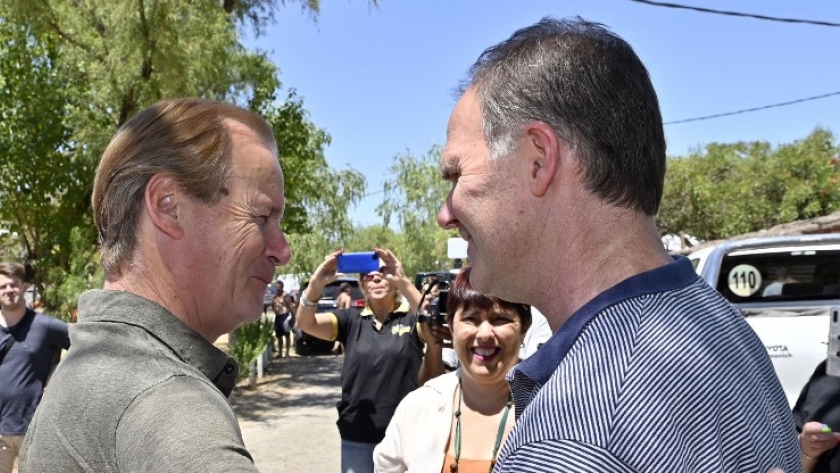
[451,380,513,473]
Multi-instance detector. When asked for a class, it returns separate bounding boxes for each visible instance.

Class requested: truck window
[715,248,840,303]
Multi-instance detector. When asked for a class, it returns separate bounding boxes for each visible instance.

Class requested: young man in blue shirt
[0,262,69,473]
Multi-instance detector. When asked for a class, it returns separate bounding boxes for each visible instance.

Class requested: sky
[246,0,840,227]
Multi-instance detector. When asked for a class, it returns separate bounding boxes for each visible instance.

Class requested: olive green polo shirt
[20,290,257,472]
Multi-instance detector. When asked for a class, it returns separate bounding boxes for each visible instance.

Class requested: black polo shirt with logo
[328,303,423,443]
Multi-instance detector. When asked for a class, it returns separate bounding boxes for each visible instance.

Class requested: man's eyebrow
[439,155,458,179]
[255,194,284,213]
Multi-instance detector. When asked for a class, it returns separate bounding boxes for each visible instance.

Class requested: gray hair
[92,98,276,276]
[464,16,667,215]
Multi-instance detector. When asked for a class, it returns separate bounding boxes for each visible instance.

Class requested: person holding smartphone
[295,247,425,473]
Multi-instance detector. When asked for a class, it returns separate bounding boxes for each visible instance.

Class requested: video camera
[424,289,449,327]
[418,278,449,327]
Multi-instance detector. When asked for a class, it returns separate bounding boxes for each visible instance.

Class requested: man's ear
[145,174,184,240]
[524,121,561,198]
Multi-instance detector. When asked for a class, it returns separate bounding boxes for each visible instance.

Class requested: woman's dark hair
[446,266,532,332]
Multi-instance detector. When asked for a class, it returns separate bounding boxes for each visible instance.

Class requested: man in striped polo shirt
[437,16,799,473]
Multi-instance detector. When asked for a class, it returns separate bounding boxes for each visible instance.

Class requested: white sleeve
[442,348,460,370]
[520,307,553,360]
[373,395,411,473]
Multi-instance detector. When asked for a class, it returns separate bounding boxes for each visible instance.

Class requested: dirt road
[231,355,344,472]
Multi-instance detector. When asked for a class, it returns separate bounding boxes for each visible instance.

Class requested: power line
[665,90,840,125]
[363,189,385,198]
[630,0,840,27]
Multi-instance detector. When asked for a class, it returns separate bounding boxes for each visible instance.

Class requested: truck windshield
[715,247,840,303]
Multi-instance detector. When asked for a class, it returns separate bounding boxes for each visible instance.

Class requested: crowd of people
[2,14,840,473]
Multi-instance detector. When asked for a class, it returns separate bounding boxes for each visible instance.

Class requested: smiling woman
[373,267,531,473]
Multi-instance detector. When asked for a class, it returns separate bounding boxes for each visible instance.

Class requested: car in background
[689,233,840,405]
[294,277,365,355]
[414,271,455,292]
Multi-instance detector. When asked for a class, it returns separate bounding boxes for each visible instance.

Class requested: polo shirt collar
[77,290,239,397]
[359,302,411,319]
[515,256,699,386]
[0,307,35,334]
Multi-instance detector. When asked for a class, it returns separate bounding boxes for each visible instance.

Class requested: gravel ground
[230,354,344,472]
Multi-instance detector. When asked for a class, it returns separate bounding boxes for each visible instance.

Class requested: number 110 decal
[727,264,763,297]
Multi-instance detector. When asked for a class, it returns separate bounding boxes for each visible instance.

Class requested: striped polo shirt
[495,257,801,473]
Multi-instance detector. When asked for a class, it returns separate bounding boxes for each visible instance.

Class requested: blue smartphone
[337,252,380,274]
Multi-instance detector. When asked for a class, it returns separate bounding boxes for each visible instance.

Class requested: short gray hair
[92,98,276,276]
[464,17,667,216]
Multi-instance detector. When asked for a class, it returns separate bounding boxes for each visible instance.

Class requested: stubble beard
[0,295,23,312]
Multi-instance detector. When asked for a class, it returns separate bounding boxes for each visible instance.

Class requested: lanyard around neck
[452,379,513,473]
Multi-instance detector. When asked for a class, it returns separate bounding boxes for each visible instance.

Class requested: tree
[658,128,840,241]
[230,315,273,388]
[377,146,458,277]
[48,227,103,321]
[344,224,401,254]
[0,8,92,306]
[0,0,366,313]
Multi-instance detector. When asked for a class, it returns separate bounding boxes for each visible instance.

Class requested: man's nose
[437,192,458,230]
[268,228,292,267]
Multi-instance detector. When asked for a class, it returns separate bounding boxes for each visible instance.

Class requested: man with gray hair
[20,99,291,472]
[437,17,798,472]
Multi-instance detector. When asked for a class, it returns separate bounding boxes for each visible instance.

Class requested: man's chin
[0,300,23,311]
[467,266,490,292]
[469,266,511,300]
[242,308,263,324]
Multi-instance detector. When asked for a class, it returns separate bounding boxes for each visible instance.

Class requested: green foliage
[260,93,367,243]
[281,145,455,280]
[0,8,90,300]
[282,163,367,277]
[47,226,103,321]
[377,146,458,277]
[343,224,400,253]
[658,128,840,240]
[0,232,19,262]
[223,0,321,36]
[230,316,274,381]
[0,0,368,312]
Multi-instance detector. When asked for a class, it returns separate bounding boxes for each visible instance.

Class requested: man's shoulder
[40,345,228,430]
[25,372,248,473]
[602,277,733,330]
[31,311,66,325]
[126,374,231,415]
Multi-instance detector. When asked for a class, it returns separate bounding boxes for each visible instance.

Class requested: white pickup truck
[688,233,840,406]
